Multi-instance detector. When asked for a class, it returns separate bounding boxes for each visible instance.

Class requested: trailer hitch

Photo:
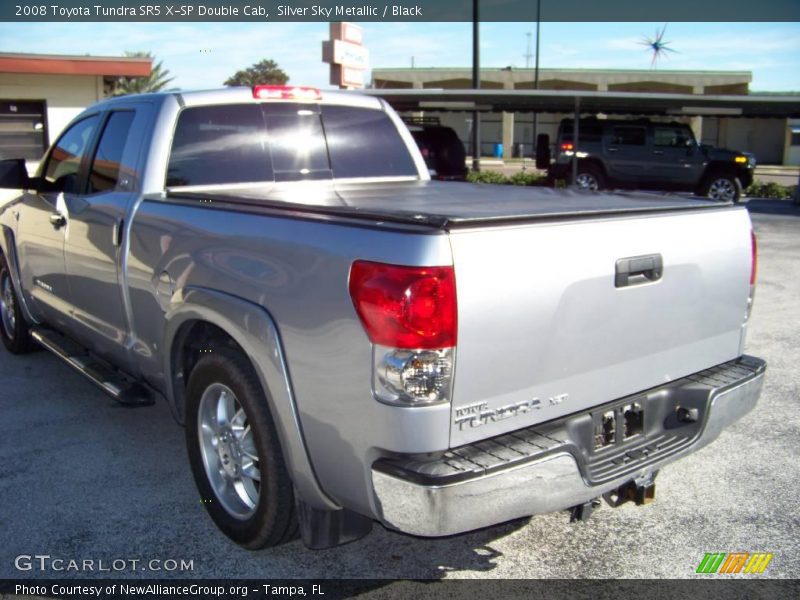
[603,473,657,508]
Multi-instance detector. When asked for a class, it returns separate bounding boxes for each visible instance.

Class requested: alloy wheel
[197,383,261,519]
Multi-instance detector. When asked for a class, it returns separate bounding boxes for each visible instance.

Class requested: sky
[1,21,799,92]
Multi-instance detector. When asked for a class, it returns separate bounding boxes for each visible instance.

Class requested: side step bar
[30,327,154,407]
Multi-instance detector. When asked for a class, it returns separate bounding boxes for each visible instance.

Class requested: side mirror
[0,158,30,189]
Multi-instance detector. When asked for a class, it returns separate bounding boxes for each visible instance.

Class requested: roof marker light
[252,85,322,101]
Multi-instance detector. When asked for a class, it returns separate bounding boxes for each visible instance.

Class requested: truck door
[16,114,101,331]
[61,106,145,371]
[602,125,650,181]
[649,125,706,187]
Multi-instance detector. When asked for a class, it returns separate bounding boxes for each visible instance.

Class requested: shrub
[466,170,509,184]
[508,171,548,186]
[744,181,796,200]
[467,170,549,186]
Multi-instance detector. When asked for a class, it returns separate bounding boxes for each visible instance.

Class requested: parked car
[406,119,467,180]
[0,86,764,550]
[544,118,756,202]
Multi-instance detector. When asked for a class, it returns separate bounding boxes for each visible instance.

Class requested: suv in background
[405,118,467,181]
[546,118,755,202]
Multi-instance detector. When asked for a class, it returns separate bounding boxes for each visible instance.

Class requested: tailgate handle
[615,254,663,287]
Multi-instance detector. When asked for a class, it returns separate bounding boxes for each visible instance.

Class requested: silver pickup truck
[0,86,765,550]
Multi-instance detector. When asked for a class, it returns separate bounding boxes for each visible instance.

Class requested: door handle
[49,212,66,229]
[652,150,664,155]
[615,254,663,288]
[607,147,619,153]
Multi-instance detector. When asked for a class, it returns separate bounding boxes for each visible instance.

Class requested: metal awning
[360,89,800,118]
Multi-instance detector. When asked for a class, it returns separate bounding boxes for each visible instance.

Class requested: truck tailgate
[449,206,753,446]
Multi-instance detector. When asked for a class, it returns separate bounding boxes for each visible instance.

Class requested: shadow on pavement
[744,198,800,217]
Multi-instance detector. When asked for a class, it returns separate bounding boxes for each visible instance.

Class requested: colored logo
[696,552,773,574]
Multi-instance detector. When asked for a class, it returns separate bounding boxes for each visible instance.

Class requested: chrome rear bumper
[371,356,765,537]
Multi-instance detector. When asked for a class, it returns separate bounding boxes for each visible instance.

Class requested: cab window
[88,111,135,193]
[654,126,692,148]
[44,115,100,192]
[611,126,646,146]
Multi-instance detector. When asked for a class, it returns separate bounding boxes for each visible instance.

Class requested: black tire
[185,348,297,549]
[0,252,36,354]
[701,172,742,203]
[575,163,606,191]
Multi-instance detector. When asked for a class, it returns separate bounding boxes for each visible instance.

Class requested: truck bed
[165,180,750,447]
[166,180,726,229]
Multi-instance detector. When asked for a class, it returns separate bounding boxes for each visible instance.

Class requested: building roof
[372,67,753,91]
[0,52,151,77]
[374,67,752,77]
[361,88,800,118]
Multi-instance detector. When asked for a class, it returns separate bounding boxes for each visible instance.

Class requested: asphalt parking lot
[1,198,798,581]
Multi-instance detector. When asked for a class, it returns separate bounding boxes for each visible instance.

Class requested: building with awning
[370,68,800,165]
[0,52,152,161]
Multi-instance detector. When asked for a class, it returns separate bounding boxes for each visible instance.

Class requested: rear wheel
[0,253,36,354]
[575,164,605,191]
[185,348,297,548]
[702,173,742,203]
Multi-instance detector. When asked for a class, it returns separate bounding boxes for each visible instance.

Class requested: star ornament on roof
[640,24,677,69]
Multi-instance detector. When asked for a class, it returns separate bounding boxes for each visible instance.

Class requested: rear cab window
[167,104,272,187]
[264,103,330,182]
[166,101,418,188]
[321,105,417,178]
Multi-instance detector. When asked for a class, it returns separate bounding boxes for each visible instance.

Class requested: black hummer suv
[545,118,756,202]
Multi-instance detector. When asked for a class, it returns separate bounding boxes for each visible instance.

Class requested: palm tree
[110,51,175,96]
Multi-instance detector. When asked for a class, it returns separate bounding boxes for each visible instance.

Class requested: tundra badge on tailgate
[454,394,569,430]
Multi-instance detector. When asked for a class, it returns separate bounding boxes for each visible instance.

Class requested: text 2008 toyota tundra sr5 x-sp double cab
[0,86,765,549]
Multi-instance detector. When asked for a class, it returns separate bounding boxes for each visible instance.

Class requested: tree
[110,51,175,96]
[224,59,289,86]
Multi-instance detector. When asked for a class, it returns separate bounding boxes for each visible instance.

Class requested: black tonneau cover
[165,180,730,229]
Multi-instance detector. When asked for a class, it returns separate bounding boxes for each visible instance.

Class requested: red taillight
[252,85,322,101]
[349,261,457,349]
[561,142,574,151]
[750,230,758,285]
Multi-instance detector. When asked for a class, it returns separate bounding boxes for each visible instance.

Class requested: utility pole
[471,0,481,171]
[532,0,541,165]
[534,0,540,89]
